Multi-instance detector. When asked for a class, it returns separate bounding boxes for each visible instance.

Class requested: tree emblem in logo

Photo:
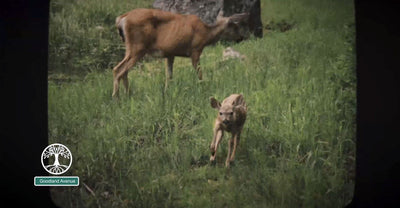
[41,143,72,175]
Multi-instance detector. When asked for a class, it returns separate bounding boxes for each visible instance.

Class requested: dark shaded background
[1,0,399,207]
[0,0,56,207]
[348,0,400,207]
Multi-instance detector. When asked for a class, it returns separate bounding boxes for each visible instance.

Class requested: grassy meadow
[48,0,356,207]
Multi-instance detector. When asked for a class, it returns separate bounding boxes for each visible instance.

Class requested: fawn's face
[210,97,235,126]
[218,104,235,125]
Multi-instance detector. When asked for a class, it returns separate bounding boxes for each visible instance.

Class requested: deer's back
[122,9,206,57]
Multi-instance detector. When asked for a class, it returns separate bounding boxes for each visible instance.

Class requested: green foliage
[49,0,356,207]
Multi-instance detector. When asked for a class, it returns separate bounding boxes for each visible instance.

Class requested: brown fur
[210,94,247,167]
[112,9,248,98]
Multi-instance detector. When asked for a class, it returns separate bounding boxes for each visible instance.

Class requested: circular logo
[41,143,72,175]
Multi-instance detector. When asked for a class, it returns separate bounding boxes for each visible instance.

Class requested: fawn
[209,94,247,167]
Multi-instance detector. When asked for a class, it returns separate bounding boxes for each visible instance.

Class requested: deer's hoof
[225,160,235,168]
[209,156,216,166]
[210,155,215,162]
[225,161,230,168]
[210,146,215,153]
[112,94,119,100]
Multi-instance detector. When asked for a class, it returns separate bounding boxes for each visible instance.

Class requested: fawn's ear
[232,105,236,113]
[233,104,246,114]
[210,97,221,109]
[233,94,244,106]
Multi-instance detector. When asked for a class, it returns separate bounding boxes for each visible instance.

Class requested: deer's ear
[216,9,225,22]
[228,18,238,25]
[228,13,249,25]
[233,103,247,113]
[217,9,224,18]
[210,97,221,109]
[232,94,244,106]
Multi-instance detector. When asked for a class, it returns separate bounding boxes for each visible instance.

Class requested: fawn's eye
[230,112,233,115]
[219,112,223,116]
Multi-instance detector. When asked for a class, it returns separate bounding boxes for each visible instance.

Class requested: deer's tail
[116,14,127,42]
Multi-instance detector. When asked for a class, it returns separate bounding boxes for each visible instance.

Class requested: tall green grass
[49,0,355,207]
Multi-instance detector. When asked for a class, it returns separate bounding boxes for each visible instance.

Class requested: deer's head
[216,11,250,42]
[210,97,237,126]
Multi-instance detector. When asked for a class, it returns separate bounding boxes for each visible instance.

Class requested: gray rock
[153,0,262,41]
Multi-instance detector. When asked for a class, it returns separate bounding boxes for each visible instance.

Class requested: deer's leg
[210,128,223,162]
[164,56,175,89]
[112,56,130,98]
[225,136,234,167]
[166,56,174,79]
[229,132,241,163]
[113,55,139,98]
[210,126,218,154]
[191,51,202,80]
[122,72,129,95]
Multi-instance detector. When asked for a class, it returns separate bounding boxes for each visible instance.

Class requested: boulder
[153,0,263,41]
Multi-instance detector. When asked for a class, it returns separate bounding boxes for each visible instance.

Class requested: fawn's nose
[223,120,229,125]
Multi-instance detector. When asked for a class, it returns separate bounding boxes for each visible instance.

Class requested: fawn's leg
[229,132,241,163]
[210,128,223,162]
[210,126,218,154]
[225,136,234,167]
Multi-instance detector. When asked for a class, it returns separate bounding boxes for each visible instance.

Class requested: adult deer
[112,8,248,97]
